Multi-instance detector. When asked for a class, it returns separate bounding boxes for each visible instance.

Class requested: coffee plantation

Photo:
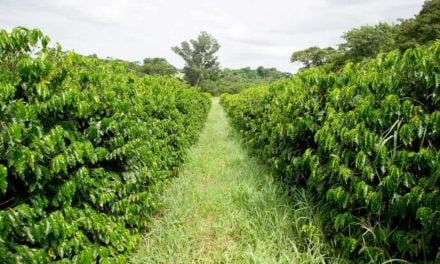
[0,27,210,263]
[221,42,440,263]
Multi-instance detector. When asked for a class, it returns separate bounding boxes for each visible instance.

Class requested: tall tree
[172,31,221,87]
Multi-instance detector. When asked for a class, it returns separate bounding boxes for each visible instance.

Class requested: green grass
[131,98,328,263]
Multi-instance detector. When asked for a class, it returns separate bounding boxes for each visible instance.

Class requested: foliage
[290,22,399,71]
[291,0,439,71]
[87,57,178,78]
[172,31,221,87]
[339,23,399,63]
[138,57,178,76]
[290,47,338,68]
[396,0,440,50]
[0,27,211,263]
[200,67,290,96]
[221,42,440,263]
[132,100,327,263]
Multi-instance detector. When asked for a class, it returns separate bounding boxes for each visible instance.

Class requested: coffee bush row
[0,27,210,263]
[221,42,439,263]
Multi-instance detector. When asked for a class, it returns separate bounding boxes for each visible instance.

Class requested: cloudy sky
[0,0,425,72]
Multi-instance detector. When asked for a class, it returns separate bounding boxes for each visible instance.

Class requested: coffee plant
[221,42,440,263]
[0,27,211,263]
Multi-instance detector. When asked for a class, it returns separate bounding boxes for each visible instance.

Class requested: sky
[0,0,426,73]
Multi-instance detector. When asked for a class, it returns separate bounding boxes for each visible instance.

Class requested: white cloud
[0,0,426,72]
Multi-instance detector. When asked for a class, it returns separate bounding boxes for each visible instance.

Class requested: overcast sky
[0,0,425,72]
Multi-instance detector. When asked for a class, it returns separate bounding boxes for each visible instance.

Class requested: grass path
[131,99,326,263]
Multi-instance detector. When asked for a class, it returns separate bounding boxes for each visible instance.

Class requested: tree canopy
[339,23,398,63]
[140,57,178,76]
[396,0,440,50]
[290,47,338,68]
[290,0,440,71]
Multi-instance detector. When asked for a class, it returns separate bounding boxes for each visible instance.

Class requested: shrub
[221,42,440,263]
[0,27,210,262]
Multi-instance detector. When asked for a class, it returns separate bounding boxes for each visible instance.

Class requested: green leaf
[0,165,7,193]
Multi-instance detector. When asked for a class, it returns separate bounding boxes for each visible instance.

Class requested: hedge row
[221,42,439,263]
[0,28,211,263]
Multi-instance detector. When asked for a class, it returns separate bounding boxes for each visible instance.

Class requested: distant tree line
[88,0,438,95]
[199,67,290,96]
